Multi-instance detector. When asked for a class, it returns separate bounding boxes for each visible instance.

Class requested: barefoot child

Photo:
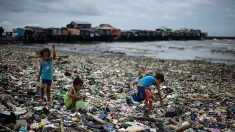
[38,44,56,104]
[64,77,85,109]
[131,73,165,115]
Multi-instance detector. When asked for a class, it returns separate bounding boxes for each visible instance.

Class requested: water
[1,40,235,64]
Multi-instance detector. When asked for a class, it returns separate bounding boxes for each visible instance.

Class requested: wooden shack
[67,21,91,29]
[68,28,80,42]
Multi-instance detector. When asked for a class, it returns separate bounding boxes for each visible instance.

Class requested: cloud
[185,11,193,15]
[26,23,40,27]
[0,0,102,15]
[0,0,234,36]
[225,7,235,18]
[163,14,176,20]
[0,21,17,31]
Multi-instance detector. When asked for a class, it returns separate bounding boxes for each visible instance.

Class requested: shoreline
[1,43,235,65]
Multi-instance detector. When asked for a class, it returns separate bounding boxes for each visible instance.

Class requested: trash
[175,121,192,132]
[76,100,86,110]
[64,71,72,76]
[14,107,27,115]
[99,91,105,97]
[98,114,106,120]
[126,125,145,132]
[0,111,17,125]
[0,47,234,131]
[165,108,183,117]
[19,123,28,132]
[103,123,116,132]
[30,123,39,130]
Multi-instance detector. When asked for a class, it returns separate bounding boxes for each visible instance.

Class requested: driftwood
[127,115,163,122]
[175,122,192,132]
[189,98,215,101]
[87,113,106,124]
[169,124,178,130]
[0,125,14,132]
[225,92,235,98]
[10,94,27,96]
[168,120,193,132]
[168,118,179,126]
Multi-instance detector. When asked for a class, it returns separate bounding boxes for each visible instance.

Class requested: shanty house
[112,29,121,38]
[17,28,25,39]
[97,24,113,36]
[25,26,45,36]
[67,21,91,29]
[68,28,80,36]
[49,27,68,36]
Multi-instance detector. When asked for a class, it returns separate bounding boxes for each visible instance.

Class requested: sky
[0,0,235,36]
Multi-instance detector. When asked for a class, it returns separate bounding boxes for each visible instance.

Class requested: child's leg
[46,85,51,102]
[145,88,153,115]
[46,80,52,102]
[147,100,153,115]
[40,84,46,99]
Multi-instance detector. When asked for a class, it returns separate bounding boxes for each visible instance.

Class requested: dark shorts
[131,86,153,102]
[41,79,52,86]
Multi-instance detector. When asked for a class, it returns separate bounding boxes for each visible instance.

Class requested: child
[131,73,165,115]
[64,77,85,109]
[38,44,56,103]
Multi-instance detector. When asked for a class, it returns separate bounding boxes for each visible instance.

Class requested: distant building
[156,28,172,38]
[68,28,80,36]
[66,21,91,29]
[25,26,45,36]
[156,27,172,32]
[97,24,121,37]
[97,24,113,36]
[49,28,59,36]
[112,29,121,38]
[48,27,68,36]
[17,28,25,38]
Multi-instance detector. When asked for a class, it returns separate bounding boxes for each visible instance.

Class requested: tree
[0,27,4,37]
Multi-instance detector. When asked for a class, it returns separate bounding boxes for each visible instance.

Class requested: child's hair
[155,73,165,82]
[73,77,84,86]
[40,48,51,57]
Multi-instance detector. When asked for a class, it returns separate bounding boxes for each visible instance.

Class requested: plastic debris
[0,47,234,131]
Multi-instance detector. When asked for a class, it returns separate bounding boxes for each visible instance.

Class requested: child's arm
[52,44,56,60]
[68,89,83,100]
[155,80,164,105]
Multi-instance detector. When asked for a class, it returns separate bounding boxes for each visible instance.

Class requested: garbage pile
[0,47,235,132]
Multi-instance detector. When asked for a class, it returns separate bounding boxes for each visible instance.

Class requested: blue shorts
[41,79,52,86]
[131,86,147,102]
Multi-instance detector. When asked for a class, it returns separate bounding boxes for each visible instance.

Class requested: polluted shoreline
[0,47,235,131]
[1,39,235,65]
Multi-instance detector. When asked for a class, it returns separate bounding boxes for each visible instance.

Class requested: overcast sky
[0,0,235,36]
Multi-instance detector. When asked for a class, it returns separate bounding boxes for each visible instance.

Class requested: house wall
[68,29,80,36]
[51,29,58,36]
[112,29,121,37]
[17,28,25,37]
[61,28,68,35]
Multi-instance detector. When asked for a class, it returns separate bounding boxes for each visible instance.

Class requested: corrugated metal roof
[72,21,91,25]
[98,26,114,30]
